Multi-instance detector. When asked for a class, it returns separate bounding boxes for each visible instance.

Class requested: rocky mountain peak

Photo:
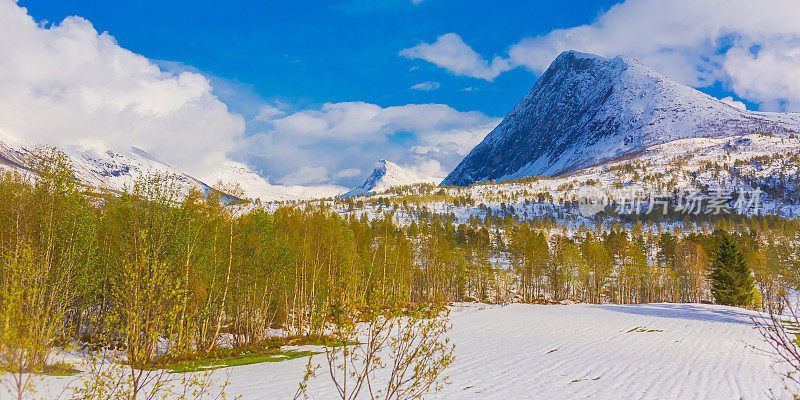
[442,50,800,187]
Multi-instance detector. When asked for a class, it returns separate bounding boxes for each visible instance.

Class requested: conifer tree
[710,230,755,307]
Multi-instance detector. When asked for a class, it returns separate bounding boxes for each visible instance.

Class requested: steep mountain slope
[344,159,438,197]
[442,51,800,187]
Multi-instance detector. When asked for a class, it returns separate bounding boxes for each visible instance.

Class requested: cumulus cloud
[0,0,245,180]
[264,102,490,143]
[409,0,800,111]
[406,159,444,179]
[0,1,496,188]
[722,44,800,111]
[254,104,286,121]
[410,81,440,91]
[400,33,512,81]
[719,97,747,111]
[242,102,498,185]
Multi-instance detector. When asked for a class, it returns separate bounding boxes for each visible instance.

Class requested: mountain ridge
[0,131,346,202]
[442,50,800,187]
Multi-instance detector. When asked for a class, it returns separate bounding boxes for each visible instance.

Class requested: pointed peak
[374,159,390,170]
[548,50,648,77]
[343,159,438,198]
[442,52,800,186]
[554,50,608,63]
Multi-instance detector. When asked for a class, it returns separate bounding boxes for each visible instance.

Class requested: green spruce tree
[710,230,755,307]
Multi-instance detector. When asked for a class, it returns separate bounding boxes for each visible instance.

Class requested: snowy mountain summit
[442,51,800,187]
[344,159,437,197]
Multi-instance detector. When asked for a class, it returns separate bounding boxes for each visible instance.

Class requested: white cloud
[336,168,362,178]
[400,33,512,81]
[407,159,444,180]
[719,96,747,111]
[254,104,286,121]
[411,0,800,111]
[0,0,245,180]
[416,120,498,155]
[265,101,489,143]
[243,101,497,186]
[410,81,440,91]
[278,166,331,185]
[0,0,495,188]
[722,45,800,111]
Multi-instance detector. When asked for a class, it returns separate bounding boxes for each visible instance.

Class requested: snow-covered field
[34,303,787,399]
[433,303,785,399]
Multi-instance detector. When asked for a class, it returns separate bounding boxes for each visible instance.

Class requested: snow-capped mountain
[0,131,345,202]
[0,132,213,195]
[442,51,800,187]
[344,159,439,197]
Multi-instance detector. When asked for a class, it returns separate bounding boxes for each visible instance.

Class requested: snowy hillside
[0,131,214,196]
[35,303,787,399]
[0,131,345,202]
[442,51,800,187]
[344,159,439,197]
[321,132,800,227]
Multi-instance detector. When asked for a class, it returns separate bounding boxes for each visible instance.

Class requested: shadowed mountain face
[442,51,800,187]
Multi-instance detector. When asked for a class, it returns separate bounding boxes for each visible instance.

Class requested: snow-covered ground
[33,303,788,399]
[432,303,784,399]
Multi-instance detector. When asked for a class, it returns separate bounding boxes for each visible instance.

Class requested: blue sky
[7,0,800,187]
[20,0,621,117]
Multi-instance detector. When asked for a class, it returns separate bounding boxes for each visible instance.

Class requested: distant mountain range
[442,51,800,187]
[6,50,800,202]
[0,131,346,201]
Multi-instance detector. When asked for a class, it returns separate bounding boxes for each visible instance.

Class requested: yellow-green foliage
[1,147,800,399]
